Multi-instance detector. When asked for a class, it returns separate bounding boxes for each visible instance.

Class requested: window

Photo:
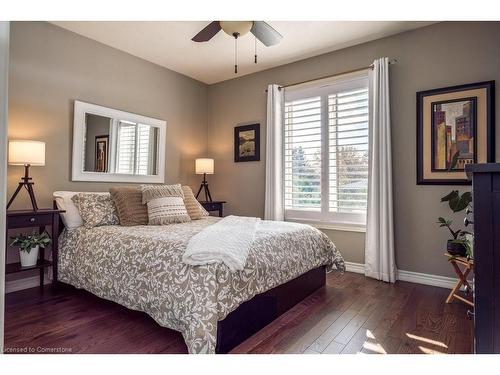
[284,74,369,228]
[114,120,157,175]
[116,121,136,174]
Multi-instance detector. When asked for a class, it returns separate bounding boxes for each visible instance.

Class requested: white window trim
[285,218,367,233]
[283,71,369,229]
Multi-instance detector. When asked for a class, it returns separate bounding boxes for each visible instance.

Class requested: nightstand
[199,201,226,217]
[6,209,64,288]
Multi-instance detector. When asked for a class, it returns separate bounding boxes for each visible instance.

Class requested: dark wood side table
[6,209,64,287]
[199,201,226,217]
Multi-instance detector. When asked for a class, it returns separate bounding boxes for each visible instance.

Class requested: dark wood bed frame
[53,204,327,354]
[215,265,326,353]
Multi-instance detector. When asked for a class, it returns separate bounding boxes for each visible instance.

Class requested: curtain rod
[264,59,397,93]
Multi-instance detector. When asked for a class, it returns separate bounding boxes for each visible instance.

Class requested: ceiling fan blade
[192,21,222,42]
[250,21,283,47]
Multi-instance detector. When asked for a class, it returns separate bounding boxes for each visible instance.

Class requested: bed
[57,215,345,354]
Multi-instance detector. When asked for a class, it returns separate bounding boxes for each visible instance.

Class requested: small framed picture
[94,135,109,172]
[234,123,260,162]
[417,81,495,185]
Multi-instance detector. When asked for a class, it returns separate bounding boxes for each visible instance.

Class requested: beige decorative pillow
[140,184,191,225]
[182,186,209,220]
[71,193,119,229]
[141,184,184,204]
[110,187,148,226]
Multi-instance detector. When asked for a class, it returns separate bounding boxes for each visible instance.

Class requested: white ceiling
[51,21,433,84]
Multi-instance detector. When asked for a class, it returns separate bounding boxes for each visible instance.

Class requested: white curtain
[264,84,284,221]
[364,57,396,283]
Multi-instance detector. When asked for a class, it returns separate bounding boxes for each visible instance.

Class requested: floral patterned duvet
[58,217,345,353]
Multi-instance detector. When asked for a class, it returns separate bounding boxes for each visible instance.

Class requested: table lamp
[7,140,46,211]
[195,158,214,202]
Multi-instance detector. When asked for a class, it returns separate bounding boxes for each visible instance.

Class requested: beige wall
[7,21,208,211]
[207,22,500,277]
[6,22,208,278]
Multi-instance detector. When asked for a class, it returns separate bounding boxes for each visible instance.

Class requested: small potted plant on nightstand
[10,232,51,267]
[437,190,473,258]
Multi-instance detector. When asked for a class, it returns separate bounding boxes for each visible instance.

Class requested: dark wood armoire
[466,163,500,353]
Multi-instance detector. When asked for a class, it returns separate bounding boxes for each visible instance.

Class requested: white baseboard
[344,262,462,290]
[5,275,51,294]
[345,261,365,274]
[397,269,460,290]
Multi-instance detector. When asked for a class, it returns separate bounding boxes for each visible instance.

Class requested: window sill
[285,219,366,233]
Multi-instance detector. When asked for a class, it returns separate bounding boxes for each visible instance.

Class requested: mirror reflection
[84,113,159,175]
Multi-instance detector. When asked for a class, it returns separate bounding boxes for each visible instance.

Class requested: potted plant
[437,190,473,257]
[10,232,51,267]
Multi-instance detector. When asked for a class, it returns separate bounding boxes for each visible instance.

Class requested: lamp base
[195,173,212,202]
[6,164,39,211]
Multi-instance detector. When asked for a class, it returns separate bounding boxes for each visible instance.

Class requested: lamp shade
[8,140,46,166]
[195,158,214,174]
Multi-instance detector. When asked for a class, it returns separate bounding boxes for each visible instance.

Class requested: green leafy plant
[437,217,471,240]
[441,190,472,212]
[10,232,51,253]
[437,190,473,257]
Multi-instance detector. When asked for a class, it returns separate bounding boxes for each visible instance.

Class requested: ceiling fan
[191,21,283,74]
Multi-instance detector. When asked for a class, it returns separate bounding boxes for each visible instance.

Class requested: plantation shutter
[136,124,152,175]
[283,72,369,228]
[284,96,322,211]
[328,87,369,214]
[116,121,136,174]
[114,121,157,175]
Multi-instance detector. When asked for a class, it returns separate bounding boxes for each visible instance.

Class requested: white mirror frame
[72,100,166,183]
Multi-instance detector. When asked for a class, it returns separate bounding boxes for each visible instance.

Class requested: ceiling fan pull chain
[254,36,258,64]
[234,33,239,74]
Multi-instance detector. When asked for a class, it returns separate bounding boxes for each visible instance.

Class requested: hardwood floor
[3,271,473,354]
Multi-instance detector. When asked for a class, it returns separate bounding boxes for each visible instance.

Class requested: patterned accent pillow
[140,184,191,225]
[110,187,148,226]
[146,196,191,225]
[181,186,209,220]
[141,183,184,204]
[71,193,119,229]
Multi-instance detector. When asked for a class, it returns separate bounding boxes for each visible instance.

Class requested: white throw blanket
[182,215,261,272]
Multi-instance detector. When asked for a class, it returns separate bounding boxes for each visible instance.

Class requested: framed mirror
[72,101,166,183]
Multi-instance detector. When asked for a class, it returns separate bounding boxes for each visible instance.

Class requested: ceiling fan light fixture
[219,21,254,38]
[191,21,283,75]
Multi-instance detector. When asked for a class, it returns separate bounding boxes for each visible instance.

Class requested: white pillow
[53,191,108,229]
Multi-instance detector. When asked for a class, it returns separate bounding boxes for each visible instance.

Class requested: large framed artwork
[417,81,495,185]
[94,135,109,173]
[234,123,260,162]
